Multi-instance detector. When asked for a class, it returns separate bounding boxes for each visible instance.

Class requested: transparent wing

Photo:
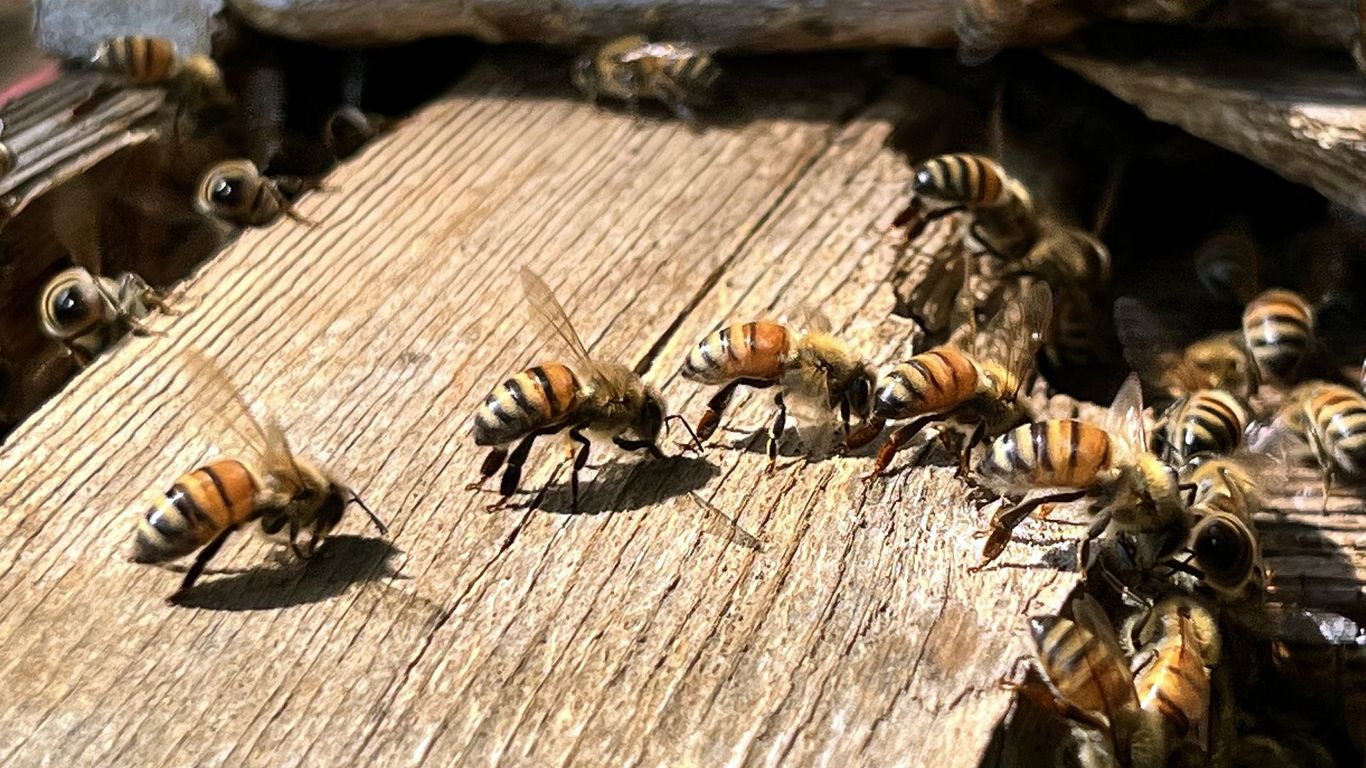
[787,304,832,335]
[1071,594,1128,656]
[977,280,1052,396]
[1104,372,1147,454]
[1113,297,1195,395]
[894,242,969,335]
[519,268,596,371]
[179,349,307,494]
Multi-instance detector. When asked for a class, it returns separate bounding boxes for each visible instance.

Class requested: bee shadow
[518,454,720,516]
[170,534,404,611]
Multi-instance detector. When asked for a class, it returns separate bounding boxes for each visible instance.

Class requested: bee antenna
[348,492,389,536]
[666,413,706,454]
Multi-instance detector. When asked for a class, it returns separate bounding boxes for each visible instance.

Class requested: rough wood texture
[0,53,1087,766]
[1051,47,1366,217]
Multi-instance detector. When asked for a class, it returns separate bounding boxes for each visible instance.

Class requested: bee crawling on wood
[971,374,1189,573]
[470,269,700,510]
[681,309,875,470]
[847,281,1051,477]
[132,352,388,603]
[572,35,720,125]
[891,152,1038,260]
[37,266,174,365]
[194,159,316,228]
[1261,380,1366,498]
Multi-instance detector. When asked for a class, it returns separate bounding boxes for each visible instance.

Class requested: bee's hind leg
[766,393,787,473]
[466,446,509,491]
[568,428,592,512]
[168,524,239,603]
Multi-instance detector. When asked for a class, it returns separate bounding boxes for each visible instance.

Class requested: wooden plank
[1051,47,1366,217]
[0,53,1082,766]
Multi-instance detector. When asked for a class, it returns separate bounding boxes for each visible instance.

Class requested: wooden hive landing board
[0,53,1081,767]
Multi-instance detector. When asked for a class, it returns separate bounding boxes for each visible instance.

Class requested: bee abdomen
[96,36,178,83]
[1032,616,1137,723]
[1241,289,1313,378]
[911,153,1005,207]
[473,363,581,446]
[982,419,1112,490]
[1135,642,1208,736]
[1172,390,1248,460]
[683,322,790,385]
[875,348,978,418]
[1312,385,1366,474]
[133,458,258,563]
[671,54,718,92]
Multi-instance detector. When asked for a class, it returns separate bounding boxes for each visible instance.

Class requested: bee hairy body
[473,363,583,447]
[133,458,260,564]
[874,347,981,419]
[981,419,1115,491]
[1164,389,1250,462]
[574,36,718,122]
[683,321,791,385]
[1241,288,1314,380]
[37,268,160,363]
[1030,614,1138,732]
[1134,625,1209,738]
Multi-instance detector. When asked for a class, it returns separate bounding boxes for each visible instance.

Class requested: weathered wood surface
[0,53,1088,766]
[1051,48,1366,217]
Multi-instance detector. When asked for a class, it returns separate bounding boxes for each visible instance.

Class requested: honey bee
[323,105,385,160]
[847,281,1050,476]
[1006,225,1112,368]
[471,269,691,508]
[972,374,1189,572]
[571,36,720,124]
[132,352,387,602]
[1241,288,1315,383]
[681,310,875,468]
[90,35,231,137]
[194,159,311,227]
[891,153,1038,261]
[1153,389,1252,464]
[1129,595,1221,761]
[1181,455,1264,602]
[37,267,171,365]
[1270,381,1366,492]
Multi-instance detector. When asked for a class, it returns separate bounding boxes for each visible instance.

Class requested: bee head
[846,366,875,420]
[635,387,667,445]
[570,56,597,95]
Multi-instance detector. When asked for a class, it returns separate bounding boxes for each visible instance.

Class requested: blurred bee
[891,153,1038,261]
[471,269,692,508]
[194,159,311,228]
[1004,225,1112,368]
[1268,381,1366,493]
[1153,389,1252,464]
[1192,218,1260,307]
[1242,288,1315,383]
[1116,297,1259,401]
[132,352,387,602]
[37,267,171,365]
[1180,455,1265,602]
[972,374,1189,572]
[323,105,386,161]
[572,36,720,124]
[682,310,875,468]
[90,35,231,138]
[1129,595,1221,763]
[1014,594,1150,764]
[847,282,1051,476]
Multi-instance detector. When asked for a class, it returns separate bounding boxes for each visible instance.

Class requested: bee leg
[970,490,1089,572]
[568,428,591,512]
[664,414,706,455]
[499,431,545,498]
[169,524,239,603]
[956,421,986,478]
[696,380,745,442]
[1303,424,1335,510]
[845,415,886,452]
[870,413,939,477]
[466,447,509,491]
[613,435,666,460]
[1177,481,1198,506]
[766,393,787,472]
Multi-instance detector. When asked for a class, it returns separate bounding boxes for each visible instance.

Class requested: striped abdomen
[1241,288,1313,379]
[683,322,791,385]
[874,347,979,419]
[1134,623,1210,737]
[980,419,1114,491]
[1167,389,1249,462]
[1030,615,1138,728]
[911,153,1009,207]
[473,363,581,446]
[1306,384,1366,475]
[133,458,259,563]
[93,36,178,83]
[658,52,719,96]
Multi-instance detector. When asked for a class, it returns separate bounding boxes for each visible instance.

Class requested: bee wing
[1071,594,1127,654]
[894,241,968,335]
[787,304,832,335]
[976,280,1052,396]
[1104,372,1148,454]
[179,350,307,494]
[519,267,600,372]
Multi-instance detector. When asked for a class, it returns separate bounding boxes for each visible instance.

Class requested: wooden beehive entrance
[0,28,1362,767]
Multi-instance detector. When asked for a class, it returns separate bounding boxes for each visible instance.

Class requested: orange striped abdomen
[873,347,979,419]
[96,36,178,83]
[1135,630,1210,737]
[1031,616,1138,727]
[132,458,259,564]
[473,363,582,446]
[1241,289,1313,378]
[910,153,1006,207]
[980,420,1114,491]
[682,322,791,385]
[1309,384,1366,475]
[1168,389,1249,462]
